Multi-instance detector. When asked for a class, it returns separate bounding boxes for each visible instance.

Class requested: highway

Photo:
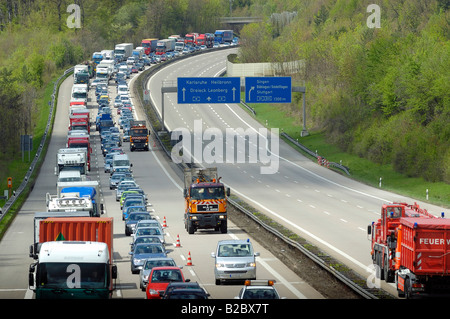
[0,46,446,300]
[0,50,323,300]
[145,48,449,297]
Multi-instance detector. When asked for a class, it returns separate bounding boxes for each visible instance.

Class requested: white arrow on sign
[182,87,186,101]
[248,86,255,101]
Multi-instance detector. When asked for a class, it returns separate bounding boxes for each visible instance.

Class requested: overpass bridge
[218,16,263,35]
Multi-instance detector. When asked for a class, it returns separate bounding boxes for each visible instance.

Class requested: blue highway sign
[177,77,240,104]
[245,77,292,103]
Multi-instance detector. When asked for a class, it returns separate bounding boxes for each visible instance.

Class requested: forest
[0,0,448,185]
[238,0,449,183]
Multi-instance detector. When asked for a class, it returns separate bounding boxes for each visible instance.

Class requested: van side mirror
[111,265,117,279]
[226,187,230,197]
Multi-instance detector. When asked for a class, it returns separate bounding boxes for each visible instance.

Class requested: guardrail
[281,132,351,175]
[131,48,388,299]
[0,67,74,221]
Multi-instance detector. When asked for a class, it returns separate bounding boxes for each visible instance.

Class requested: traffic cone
[175,234,181,247]
[186,251,193,266]
[162,216,167,228]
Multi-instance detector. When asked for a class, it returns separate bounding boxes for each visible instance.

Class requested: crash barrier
[0,67,74,223]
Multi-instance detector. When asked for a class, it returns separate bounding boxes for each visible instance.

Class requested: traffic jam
[28,32,284,301]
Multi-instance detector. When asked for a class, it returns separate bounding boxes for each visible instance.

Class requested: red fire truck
[368,202,450,298]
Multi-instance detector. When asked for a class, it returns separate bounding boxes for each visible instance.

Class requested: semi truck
[69,114,89,133]
[55,148,88,176]
[92,52,105,69]
[28,241,117,299]
[28,217,116,299]
[155,38,176,55]
[141,38,159,55]
[73,64,91,85]
[368,202,450,298]
[183,167,230,234]
[132,48,144,60]
[114,43,133,61]
[45,191,96,216]
[101,49,115,60]
[66,136,91,171]
[71,84,88,104]
[214,30,233,44]
[184,33,199,46]
[29,211,91,260]
[129,120,149,151]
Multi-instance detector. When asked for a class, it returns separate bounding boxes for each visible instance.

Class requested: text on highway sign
[177,77,240,104]
[245,77,292,103]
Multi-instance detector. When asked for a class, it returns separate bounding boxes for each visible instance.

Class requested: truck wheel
[220,221,227,234]
[405,278,412,299]
[187,221,195,234]
[384,255,394,283]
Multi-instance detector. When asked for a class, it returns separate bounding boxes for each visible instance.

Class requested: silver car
[211,239,259,285]
[132,226,165,245]
[116,181,138,201]
[139,257,176,291]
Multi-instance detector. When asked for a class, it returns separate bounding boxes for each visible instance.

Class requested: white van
[111,154,132,175]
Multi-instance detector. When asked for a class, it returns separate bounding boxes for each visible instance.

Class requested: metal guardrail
[228,197,379,299]
[132,49,382,299]
[281,132,351,175]
[0,67,74,221]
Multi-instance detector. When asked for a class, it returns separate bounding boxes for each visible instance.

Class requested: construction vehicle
[183,167,230,234]
[368,202,450,298]
[129,120,149,151]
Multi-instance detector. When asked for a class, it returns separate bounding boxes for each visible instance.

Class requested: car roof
[217,239,252,245]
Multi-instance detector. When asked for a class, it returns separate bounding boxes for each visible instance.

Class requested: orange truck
[28,217,117,299]
[368,202,450,298]
[129,120,149,151]
[183,167,230,234]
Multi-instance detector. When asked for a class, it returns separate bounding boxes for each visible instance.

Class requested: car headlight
[148,289,159,296]
[246,262,256,267]
[133,258,143,264]
[215,263,225,268]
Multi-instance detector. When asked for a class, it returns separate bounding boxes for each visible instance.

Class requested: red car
[145,266,189,299]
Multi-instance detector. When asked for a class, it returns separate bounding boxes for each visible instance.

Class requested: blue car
[123,205,147,221]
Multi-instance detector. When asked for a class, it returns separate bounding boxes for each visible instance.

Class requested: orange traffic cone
[162,216,167,228]
[175,234,181,247]
[186,251,193,266]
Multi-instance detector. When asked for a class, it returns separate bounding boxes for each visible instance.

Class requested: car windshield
[144,259,175,270]
[190,186,224,200]
[134,244,164,254]
[127,206,147,213]
[242,288,278,299]
[128,214,151,221]
[135,237,160,245]
[218,244,252,257]
[136,228,161,236]
[37,263,107,289]
[151,269,183,283]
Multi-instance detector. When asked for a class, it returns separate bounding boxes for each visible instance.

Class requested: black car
[161,282,210,299]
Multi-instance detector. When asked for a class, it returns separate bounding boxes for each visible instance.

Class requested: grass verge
[241,99,450,208]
